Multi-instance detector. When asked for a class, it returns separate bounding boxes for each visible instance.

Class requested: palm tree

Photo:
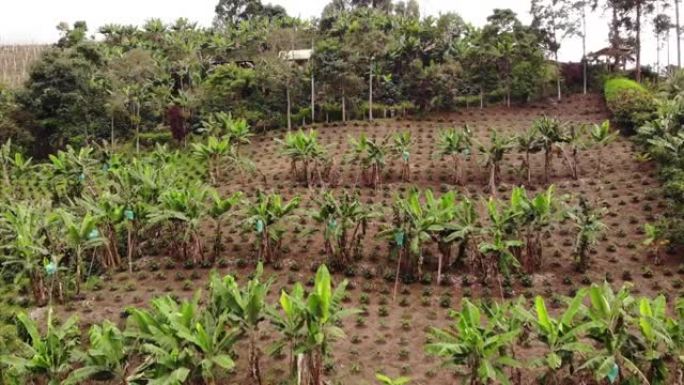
[311,192,377,270]
[391,131,412,181]
[208,264,271,385]
[0,310,80,385]
[589,120,618,177]
[515,126,542,184]
[477,130,515,195]
[426,299,520,385]
[567,197,606,272]
[207,190,243,260]
[534,116,567,183]
[245,192,300,264]
[348,133,388,188]
[436,126,472,185]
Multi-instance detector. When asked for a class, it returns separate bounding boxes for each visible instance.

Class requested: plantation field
[42,94,678,385]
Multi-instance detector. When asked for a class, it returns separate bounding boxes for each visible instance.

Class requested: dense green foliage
[0,2,557,155]
[604,78,656,133]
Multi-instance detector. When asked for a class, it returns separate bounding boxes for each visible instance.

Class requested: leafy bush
[604,78,656,133]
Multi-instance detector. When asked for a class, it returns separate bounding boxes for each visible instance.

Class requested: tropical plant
[207,190,243,260]
[208,264,271,385]
[268,283,306,378]
[534,116,567,183]
[311,191,376,270]
[391,131,412,181]
[567,197,606,272]
[126,293,239,385]
[636,295,673,385]
[63,321,130,385]
[436,126,472,185]
[643,222,669,265]
[277,129,327,187]
[148,183,209,263]
[589,120,618,177]
[509,185,558,272]
[477,130,515,195]
[515,126,542,184]
[192,135,231,184]
[245,191,300,264]
[53,210,104,295]
[578,283,647,384]
[348,133,388,188]
[0,310,80,385]
[426,299,520,385]
[375,373,411,385]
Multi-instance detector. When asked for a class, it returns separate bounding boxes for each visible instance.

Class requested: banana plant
[426,299,521,385]
[534,116,567,183]
[578,283,646,385]
[244,192,300,264]
[477,130,515,195]
[436,126,472,185]
[47,145,97,201]
[348,132,388,188]
[567,197,606,272]
[276,129,326,187]
[516,126,542,184]
[311,191,377,270]
[294,265,357,385]
[0,201,52,305]
[78,192,126,270]
[63,321,131,385]
[126,294,239,385]
[517,290,595,384]
[391,131,412,181]
[53,210,104,295]
[0,309,80,385]
[191,135,231,184]
[208,264,271,385]
[508,185,558,273]
[207,190,243,260]
[643,223,669,265]
[268,283,306,379]
[148,182,209,263]
[636,295,673,385]
[225,116,252,155]
[589,120,618,177]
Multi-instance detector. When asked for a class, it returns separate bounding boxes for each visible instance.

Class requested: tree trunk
[287,87,292,131]
[342,93,346,122]
[677,0,682,68]
[249,332,263,385]
[582,5,588,94]
[369,59,374,121]
[555,50,562,101]
[526,150,531,185]
[636,1,642,82]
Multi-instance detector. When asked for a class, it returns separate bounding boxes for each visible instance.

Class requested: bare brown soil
[51,94,681,385]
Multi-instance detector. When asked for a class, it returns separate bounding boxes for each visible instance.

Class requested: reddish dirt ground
[50,93,681,385]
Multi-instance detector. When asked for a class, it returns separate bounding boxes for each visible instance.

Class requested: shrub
[604,78,656,133]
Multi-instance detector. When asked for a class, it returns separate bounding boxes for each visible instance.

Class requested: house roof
[587,47,635,62]
[278,49,312,61]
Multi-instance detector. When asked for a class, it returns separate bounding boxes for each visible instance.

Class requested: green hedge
[604,78,656,133]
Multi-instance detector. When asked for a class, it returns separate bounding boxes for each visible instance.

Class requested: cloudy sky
[0,0,678,68]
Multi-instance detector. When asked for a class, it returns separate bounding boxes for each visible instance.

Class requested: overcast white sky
[0,0,678,68]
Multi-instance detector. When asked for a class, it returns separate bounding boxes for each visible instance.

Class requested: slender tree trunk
[110,114,115,145]
[636,1,642,82]
[526,150,531,185]
[677,0,682,68]
[582,5,588,94]
[311,60,315,123]
[287,87,292,131]
[127,226,133,275]
[555,50,562,101]
[369,59,374,121]
[342,93,346,122]
[249,331,263,385]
